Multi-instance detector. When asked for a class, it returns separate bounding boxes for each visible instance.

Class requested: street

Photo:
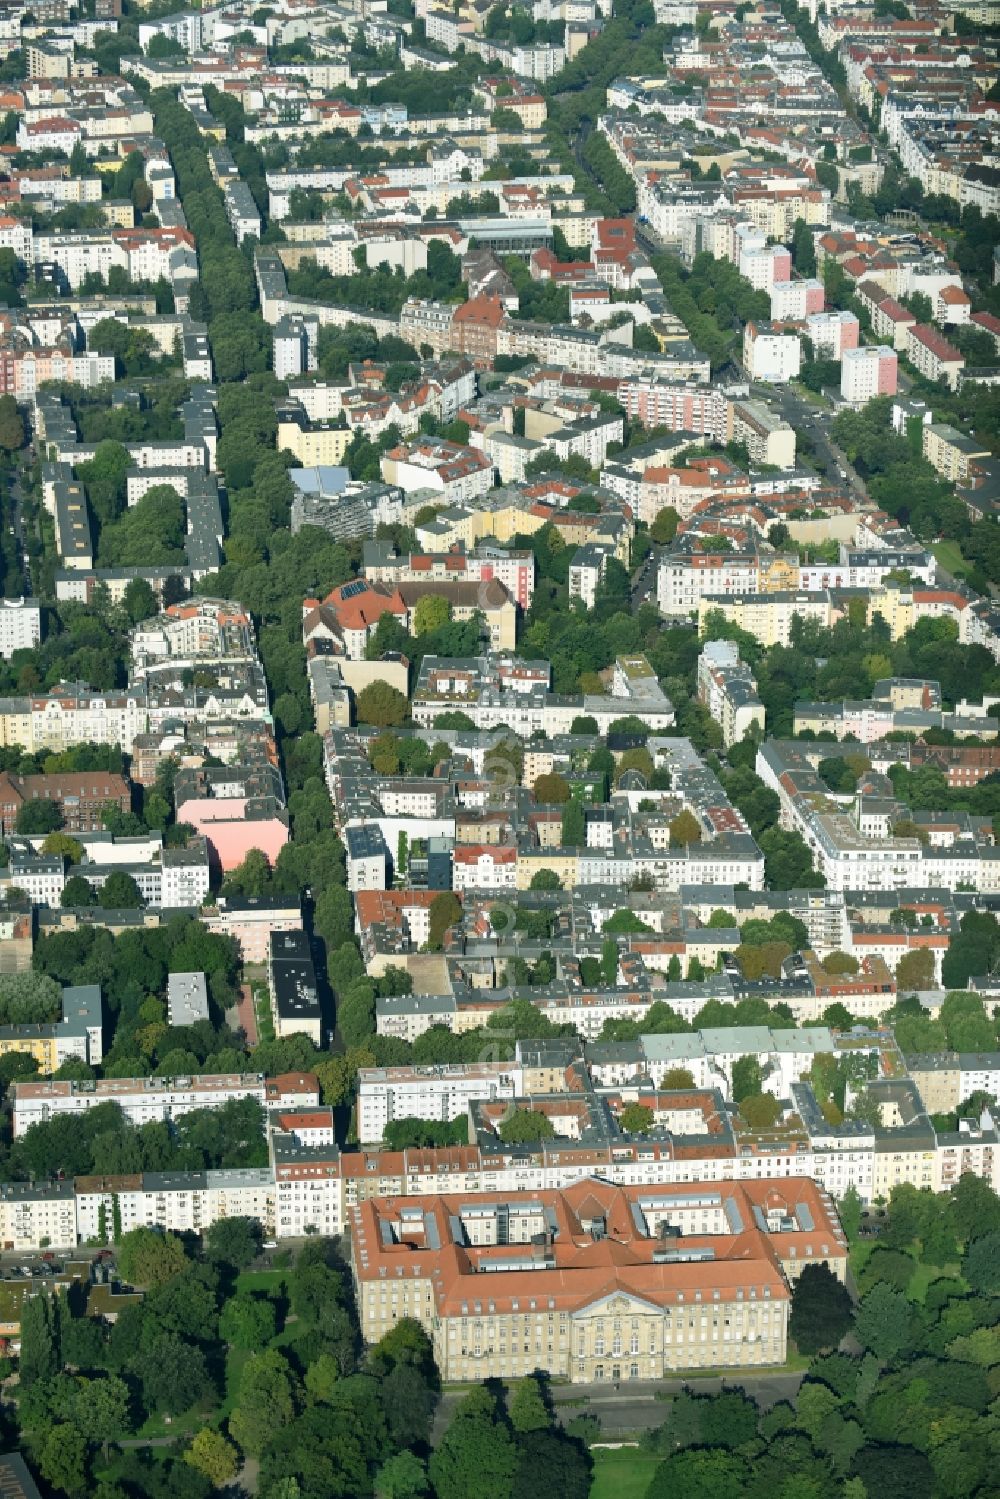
[631,548,658,608]
[4,465,31,596]
[432,1367,806,1441]
[760,382,865,496]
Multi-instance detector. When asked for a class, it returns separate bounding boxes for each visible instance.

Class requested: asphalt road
[432,1368,805,1441]
[9,469,31,595]
[758,382,865,496]
[632,548,659,608]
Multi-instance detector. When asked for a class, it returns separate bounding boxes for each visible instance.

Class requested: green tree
[38,1422,88,1496]
[42,832,84,864]
[206,1215,262,1269]
[851,1445,934,1499]
[964,1229,1000,1294]
[668,809,702,847]
[896,949,936,992]
[533,772,571,804]
[732,1055,763,1103]
[376,1450,431,1498]
[76,1374,131,1452]
[792,217,817,276]
[512,1429,590,1499]
[0,393,24,450]
[16,798,63,834]
[647,1448,748,1499]
[788,1264,854,1353]
[59,875,94,905]
[497,1108,554,1144]
[224,848,272,900]
[356,681,408,727]
[18,1290,59,1385]
[740,1093,781,1128]
[185,1427,240,1487]
[530,869,562,891]
[427,891,462,950]
[229,1348,297,1457]
[560,799,585,846]
[116,1227,188,1288]
[650,506,680,544]
[620,1103,654,1135]
[429,1386,516,1499]
[100,871,145,909]
[413,594,452,635]
[853,1282,913,1360]
[509,1375,551,1432]
[838,1184,862,1240]
[220,1294,276,1350]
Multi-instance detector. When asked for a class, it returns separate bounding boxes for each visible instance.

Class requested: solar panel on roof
[340,580,368,599]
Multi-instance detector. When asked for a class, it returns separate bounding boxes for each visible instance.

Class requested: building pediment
[571,1289,664,1320]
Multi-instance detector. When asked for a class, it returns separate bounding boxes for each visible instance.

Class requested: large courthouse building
[351,1176,846,1382]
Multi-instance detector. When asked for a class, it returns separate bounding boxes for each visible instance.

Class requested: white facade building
[0,599,41,660]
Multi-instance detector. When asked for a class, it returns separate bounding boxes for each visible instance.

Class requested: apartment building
[12,1072,277,1138]
[729,399,796,470]
[173,764,289,875]
[0,598,41,659]
[907,324,965,389]
[200,893,303,965]
[268,929,322,1045]
[805,310,860,359]
[345,824,390,893]
[569,541,609,610]
[757,738,1000,895]
[166,971,209,1028]
[0,983,102,1073]
[362,541,535,612]
[696,641,765,748]
[922,423,991,485]
[697,592,836,648]
[0,684,148,755]
[742,322,801,383]
[840,345,897,405]
[770,278,824,321]
[273,315,318,380]
[411,652,675,736]
[658,550,768,617]
[452,843,518,892]
[271,1127,342,1239]
[0,1181,78,1252]
[74,1167,275,1243]
[358,1061,522,1144]
[381,438,494,505]
[130,598,258,678]
[867,293,916,351]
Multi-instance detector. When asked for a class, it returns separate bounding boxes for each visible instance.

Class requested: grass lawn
[932,539,969,577]
[589,1446,659,1499]
[235,1268,289,1296]
[850,1238,965,1304]
[134,1402,206,1441]
[218,1345,251,1422]
[907,1259,965,1304]
[790,383,828,408]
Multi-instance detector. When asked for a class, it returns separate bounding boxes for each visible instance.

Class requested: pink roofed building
[174,763,289,875]
[175,797,290,874]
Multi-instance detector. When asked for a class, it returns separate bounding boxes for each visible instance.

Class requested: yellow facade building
[352,1178,846,1384]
